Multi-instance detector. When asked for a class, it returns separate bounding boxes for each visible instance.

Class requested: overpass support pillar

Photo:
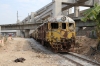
[25,29,30,38]
[52,0,62,17]
[20,30,25,38]
[17,30,21,37]
[31,12,35,23]
[74,6,80,17]
[63,9,72,16]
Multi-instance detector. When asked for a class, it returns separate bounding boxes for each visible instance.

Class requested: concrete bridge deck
[0,23,41,30]
[0,17,96,30]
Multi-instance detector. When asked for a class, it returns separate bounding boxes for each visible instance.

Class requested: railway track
[58,52,100,66]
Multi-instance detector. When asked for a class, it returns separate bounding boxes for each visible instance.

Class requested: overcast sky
[0,0,89,25]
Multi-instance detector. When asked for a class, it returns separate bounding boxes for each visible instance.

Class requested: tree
[81,3,100,50]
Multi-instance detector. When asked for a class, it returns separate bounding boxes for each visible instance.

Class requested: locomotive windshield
[51,23,58,29]
[69,23,74,31]
[62,23,66,29]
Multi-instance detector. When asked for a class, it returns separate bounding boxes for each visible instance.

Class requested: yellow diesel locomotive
[31,15,75,52]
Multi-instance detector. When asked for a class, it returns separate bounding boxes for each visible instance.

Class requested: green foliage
[81,3,100,49]
[81,3,100,22]
[81,3,100,29]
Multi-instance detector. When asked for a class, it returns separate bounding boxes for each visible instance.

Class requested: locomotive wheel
[42,40,44,46]
[97,41,100,51]
[70,42,75,52]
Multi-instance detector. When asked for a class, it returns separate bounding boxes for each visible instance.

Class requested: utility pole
[28,13,29,22]
[16,11,20,37]
[0,26,1,36]
[17,11,19,23]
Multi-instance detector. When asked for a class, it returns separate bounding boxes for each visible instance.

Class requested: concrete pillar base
[17,30,21,37]
[25,29,30,38]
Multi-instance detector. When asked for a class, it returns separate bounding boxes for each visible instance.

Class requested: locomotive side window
[62,23,66,29]
[46,23,48,30]
[51,23,58,29]
[44,23,48,30]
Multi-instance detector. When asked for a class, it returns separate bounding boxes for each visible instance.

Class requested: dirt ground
[0,38,75,66]
[0,37,100,66]
[74,36,100,63]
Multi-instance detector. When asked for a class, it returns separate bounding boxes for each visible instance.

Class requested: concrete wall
[76,27,97,38]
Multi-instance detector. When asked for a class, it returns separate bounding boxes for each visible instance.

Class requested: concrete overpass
[0,0,99,38]
[0,23,41,38]
[0,23,41,30]
[0,17,95,30]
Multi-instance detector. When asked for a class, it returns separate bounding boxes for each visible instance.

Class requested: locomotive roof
[48,15,75,23]
[34,15,75,30]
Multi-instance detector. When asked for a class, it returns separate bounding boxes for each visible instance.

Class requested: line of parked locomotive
[30,15,76,52]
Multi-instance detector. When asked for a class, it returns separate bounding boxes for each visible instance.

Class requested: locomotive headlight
[61,16,66,21]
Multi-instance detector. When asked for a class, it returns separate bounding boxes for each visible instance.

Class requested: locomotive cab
[32,15,76,52]
[46,16,75,52]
